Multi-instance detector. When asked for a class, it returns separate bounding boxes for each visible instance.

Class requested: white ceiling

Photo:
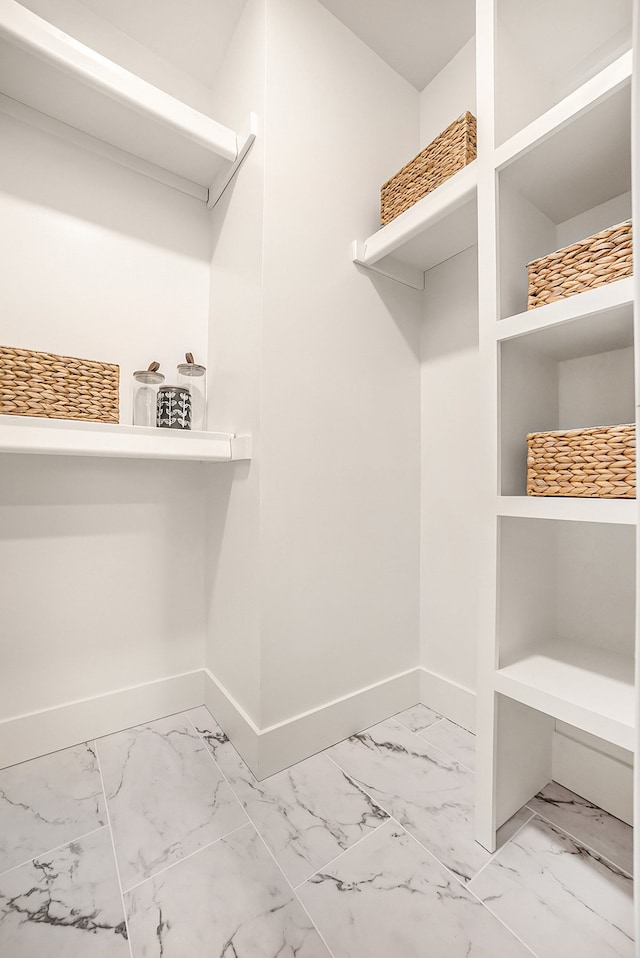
[316,0,475,91]
[58,0,473,94]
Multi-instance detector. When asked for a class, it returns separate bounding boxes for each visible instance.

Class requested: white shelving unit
[474,0,638,866]
[0,0,255,207]
[352,161,477,290]
[0,415,252,463]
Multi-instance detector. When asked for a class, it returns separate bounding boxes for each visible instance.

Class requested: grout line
[394,716,445,735]
[93,740,134,958]
[391,818,539,958]
[323,752,392,821]
[0,824,107,879]
[520,807,634,880]
[121,822,253,895]
[293,811,388,890]
[392,715,478,774]
[465,810,537,888]
[184,710,339,958]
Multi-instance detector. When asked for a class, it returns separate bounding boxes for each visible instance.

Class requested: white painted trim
[0,670,204,770]
[204,666,420,779]
[419,666,476,732]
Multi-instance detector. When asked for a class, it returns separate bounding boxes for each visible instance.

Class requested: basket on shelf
[526,423,635,498]
[527,220,632,310]
[0,346,119,423]
[380,111,477,225]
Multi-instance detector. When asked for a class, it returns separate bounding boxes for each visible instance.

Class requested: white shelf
[353,162,477,289]
[496,279,633,351]
[0,0,255,203]
[497,496,636,525]
[495,52,632,173]
[497,62,631,224]
[495,639,635,751]
[0,416,252,463]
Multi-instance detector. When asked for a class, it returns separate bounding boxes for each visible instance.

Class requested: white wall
[205,0,267,726]
[0,45,212,726]
[419,47,480,704]
[257,0,421,727]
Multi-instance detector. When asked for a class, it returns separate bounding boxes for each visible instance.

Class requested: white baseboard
[204,666,421,779]
[0,670,204,770]
[419,666,476,731]
[552,727,633,826]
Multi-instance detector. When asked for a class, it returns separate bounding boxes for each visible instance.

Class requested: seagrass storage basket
[0,346,119,423]
[527,220,633,310]
[380,111,477,225]
[526,423,635,498]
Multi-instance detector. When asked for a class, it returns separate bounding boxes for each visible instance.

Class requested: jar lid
[177,363,206,377]
[133,370,164,384]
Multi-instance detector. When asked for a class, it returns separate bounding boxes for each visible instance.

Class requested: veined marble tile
[188,705,388,886]
[327,718,491,881]
[125,823,330,958]
[0,826,129,957]
[0,742,106,875]
[527,781,633,875]
[469,815,634,958]
[418,719,476,771]
[298,819,533,958]
[96,713,247,891]
[391,702,442,733]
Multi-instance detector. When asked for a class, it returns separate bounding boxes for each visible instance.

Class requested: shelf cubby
[497,77,631,320]
[499,304,634,498]
[495,0,632,146]
[496,516,636,750]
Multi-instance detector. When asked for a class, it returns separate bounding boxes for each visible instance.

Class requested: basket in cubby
[526,423,635,498]
[527,220,632,310]
[0,345,119,423]
[380,111,477,225]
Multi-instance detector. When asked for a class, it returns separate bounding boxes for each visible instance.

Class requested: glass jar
[132,368,164,427]
[177,360,207,431]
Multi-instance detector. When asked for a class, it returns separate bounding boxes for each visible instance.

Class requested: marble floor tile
[125,823,330,958]
[0,742,106,875]
[188,705,388,886]
[469,815,634,958]
[391,702,442,733]
[418,718,476,771]
[327,718,491,881]
[526,781,633,875]
[96,713,247,891]
[298,818,533,958]
[0,826,129,957]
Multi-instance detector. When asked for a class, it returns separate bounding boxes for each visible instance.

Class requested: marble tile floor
[0,702,633,958]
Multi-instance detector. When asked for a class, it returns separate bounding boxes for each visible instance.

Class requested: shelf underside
[0,0,239,189]
[495,639,635,751]
[0,415,250,462]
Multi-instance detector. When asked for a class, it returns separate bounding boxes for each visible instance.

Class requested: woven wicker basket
[526,423,635,498]
[380,112,477,225]
[527,220,633,310]
[0,346,119,423]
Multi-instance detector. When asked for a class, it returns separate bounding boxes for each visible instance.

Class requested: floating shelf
[0,416,252,462]
[495,638,635,751]
[497,496,636,525]
[0,0,255,205]
[353,162,477,289]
